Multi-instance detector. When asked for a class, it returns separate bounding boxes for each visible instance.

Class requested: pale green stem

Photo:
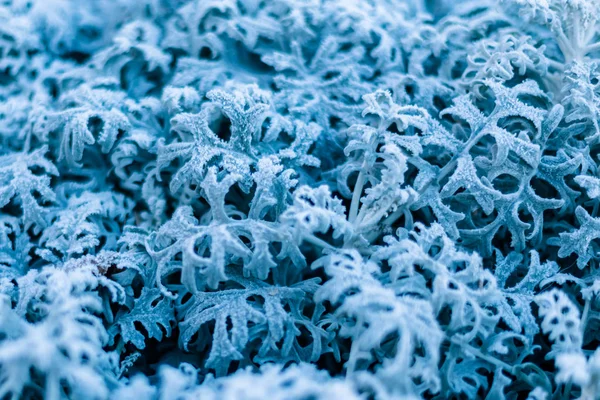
[349,167,366,224]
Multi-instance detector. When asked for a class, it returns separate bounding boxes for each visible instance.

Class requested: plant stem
[349,168,366,224]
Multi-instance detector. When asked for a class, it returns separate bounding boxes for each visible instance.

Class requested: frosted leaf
[441,156,502,215]
[575,175,600,198]
[178,272,326,375]
[111,288,175,350]
[555,206,600,268]
[535,289,582,355]
[0,147,58,230]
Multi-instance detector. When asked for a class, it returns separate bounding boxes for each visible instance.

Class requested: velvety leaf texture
[2,0,600,399]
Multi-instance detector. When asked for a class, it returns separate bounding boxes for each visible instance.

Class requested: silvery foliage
[1,0,600,398]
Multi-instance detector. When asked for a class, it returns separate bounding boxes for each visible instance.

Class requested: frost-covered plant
[2,0,600,399]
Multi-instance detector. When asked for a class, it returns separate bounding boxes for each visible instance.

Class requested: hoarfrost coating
[0,0,600,399]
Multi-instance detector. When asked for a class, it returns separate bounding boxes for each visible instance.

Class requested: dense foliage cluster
[2,0,600,398]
